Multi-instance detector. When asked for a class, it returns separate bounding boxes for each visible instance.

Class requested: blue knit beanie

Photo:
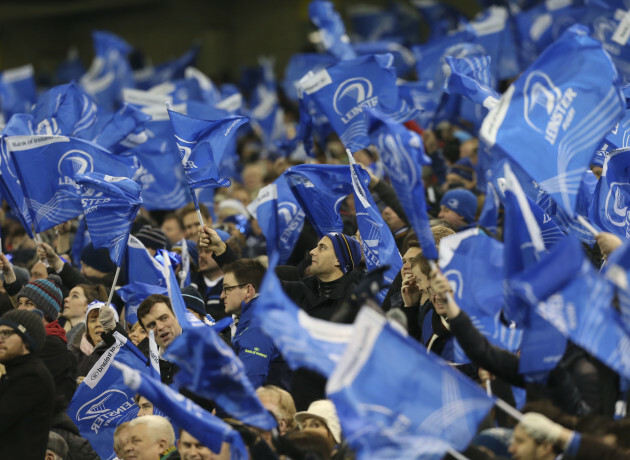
[325,232,362,274]
[440,189,478,224]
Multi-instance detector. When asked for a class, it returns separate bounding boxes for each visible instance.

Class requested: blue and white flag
[114,361,247,460]
[364,107,437,260]
[67,332,158,460]
[76,172,142,266]
[8,135,138,233]
[443,55,499,110]
[167,109,249,189]
[508,234,630,379]
[478,182,501,235]
[0,137,33,238]
[439,229,522,357]
[255,269,353,377]
[327,307,495,460]
[604,239,630,335]
[353,41,416,78]
[80,31,134,111]
[71,215,91,267]
[349,152,401,304]
[118,282,168,326]
[135,44,200,90]
[309,0,357,61]
[84,103,151,154]
[126,235,167,288]
[163,322,277,429]
[348,5,400,43]
[247,176,305,266]
[285,164,364,237]
[589,147,630,239]
[480,25,625,215]
[298,53,418,152]
[0,65,37,121]
[282,53,338,102]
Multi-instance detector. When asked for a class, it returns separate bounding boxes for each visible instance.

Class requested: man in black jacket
[0,309,54,460]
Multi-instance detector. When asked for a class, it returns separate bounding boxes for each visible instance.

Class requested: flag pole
[485,380,493,397]
[190,188,205,228]
[494,397,524,422]
[105,266,121,309]
[446,447,470,460]
[35,233,49,267]
[576,216,599,236]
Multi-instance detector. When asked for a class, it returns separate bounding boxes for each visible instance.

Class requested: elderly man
[125,415,179,460]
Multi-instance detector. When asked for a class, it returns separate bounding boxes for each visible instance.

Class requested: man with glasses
[0,309,55,459]
[221,259,290,390]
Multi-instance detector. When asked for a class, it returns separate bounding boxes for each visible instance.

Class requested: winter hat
[136,225,168,251]
[447,157,475,182]
[81,243,117,274]
[85,301,119,324]
[17,275,63,321]
[181,285,206,317]
[47,431,69,459]
[325,232,362,274]
[0,309,46,352]
[440,189,478,224]
[294,399,342,444]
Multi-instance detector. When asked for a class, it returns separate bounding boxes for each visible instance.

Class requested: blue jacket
[232,297,291,390]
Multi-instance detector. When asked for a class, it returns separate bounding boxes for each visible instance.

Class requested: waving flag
[589,147,630,239]
[0,64,37,120]
[247,176,305,266]
[348,5,400,43]
[478,182,501,235]
[126,235,167,288]
[67,332,158,460]
[364,107,437,260]
[118,282,168,326]
[75,172,142,266]
[167,109,249,189]
[443,55,499,109]
[135,44,200,90]
[85,103,151,154]
[0,137,33,238]
[480,25,625,215]
[255,269,352,377]
[412,0,465,41]
[353,42,416,78]
[282,53,338,101]
[327,307,494,460]
[8,135,138,233]
[508,235,630,379]
[114,361,247,460]
[309,0,356,61]
[80,31,134,111]
[349,152,401,304]
[298,53,418,152]
[604,239,630,335]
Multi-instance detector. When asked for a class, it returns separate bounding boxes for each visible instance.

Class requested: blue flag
[308,0,357,61]
[114,361,247,460]
[298,53,418,152]
[163,325,277,429]
[284,164,366,237]
[508,234,630,379]
[8,135,138,233]
[349,153,401,304]
[167,109,249,189]
[282,53,338,101]
[348,5,400,43]
[478,182,501,235]
[255,269,352,377]
[84,103,151,154]
[604,239,630,335]
[75,172,142,266]
[135,44,200,90]
[0,137,33,238]
[67,332,158,460]
[443,55,499,110]
[80,31,134,111]
[71,215,91,267]
[364,107,437,260]
[126,235,167,288]
[327,307,495,460]
[0,64,37,120]
[247,176,305,266]
[413,1,465,41]
[353,41,416,78]
[480,25,625,215]
[118,282,168,326]
[589,147,630,239]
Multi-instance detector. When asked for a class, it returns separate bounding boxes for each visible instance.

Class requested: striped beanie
[325,232,362,274]
[136,225,168,251]
[18,275,64,321]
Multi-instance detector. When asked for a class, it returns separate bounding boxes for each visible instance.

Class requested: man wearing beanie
[438,188,478,231]
[0,310,55,460]
[135,225,169,256]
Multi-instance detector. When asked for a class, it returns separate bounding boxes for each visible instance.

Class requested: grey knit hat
[0,310,46,352]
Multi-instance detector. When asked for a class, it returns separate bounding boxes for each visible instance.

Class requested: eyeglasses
[222,284,248,294]
[0,330,17,340]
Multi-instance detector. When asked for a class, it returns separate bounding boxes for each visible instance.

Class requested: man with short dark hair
[0,309,55,460]
[178,202,212,242]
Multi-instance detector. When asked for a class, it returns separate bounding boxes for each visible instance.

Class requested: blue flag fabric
[508,234,630,379]
[589,147,630,239]
[71,215,91,267]
[8,135,138,233]
[83,103,151,154]
[75,172,142,266]
[282,53,338,101]
[478,182,500,235]
[364,107,437,260]
[114,361,247,460]
[135,44,200,90]
[298,53,418,152]
[247,176,305,265]
[348,5,400,43]
[285,164,365,237]
[443,55,499,110]
[480,25,625,215]
[0,137,33,238]
[353,41,416,78]
[327,307,495,460]
[604,239,630,335]
[126,235,167,288]
[67,332,158,460]
[349,153,402,304]
[0,65,37,121]
[255,269,352,377]
[163,325,277,429]
[308,0,357,61]
[118,282,168,326]
[167,109,249,189]
[413,1,465,41]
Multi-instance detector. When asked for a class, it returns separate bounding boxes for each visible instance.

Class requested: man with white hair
[124,415,179,460]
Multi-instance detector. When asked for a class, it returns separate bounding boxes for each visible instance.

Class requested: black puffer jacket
[51,411,101,460]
